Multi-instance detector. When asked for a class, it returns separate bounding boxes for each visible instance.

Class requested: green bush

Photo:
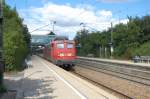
[133,41,150,56]
[0,85,7,93]
[75,15,150,59]
[3,5,30,71]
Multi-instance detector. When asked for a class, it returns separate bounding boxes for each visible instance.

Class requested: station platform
[78,56,150,67]
[4,56,124,99]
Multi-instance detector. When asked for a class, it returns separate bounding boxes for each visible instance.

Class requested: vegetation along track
[74,57,150,99]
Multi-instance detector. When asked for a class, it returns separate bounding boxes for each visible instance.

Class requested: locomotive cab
[43,36,76,70]
[51,40,76,67]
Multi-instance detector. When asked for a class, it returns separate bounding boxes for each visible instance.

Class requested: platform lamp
[52,21,56,33]
[110,22,114,59]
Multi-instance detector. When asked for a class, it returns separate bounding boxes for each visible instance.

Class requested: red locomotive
[43,36,76,70]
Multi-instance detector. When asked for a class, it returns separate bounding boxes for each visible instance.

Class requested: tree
[74,15,150,59]
[3,4,30,71]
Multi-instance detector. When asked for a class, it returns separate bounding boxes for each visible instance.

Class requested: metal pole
[0,0,4,85]
[110,22,114,58]
[105,47,107,58]
[99,46,101,58]
[80,22,86,32]
[52,21,56,33]
[101,45,103,58]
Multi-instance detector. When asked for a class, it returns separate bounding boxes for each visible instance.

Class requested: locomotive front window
[57,43,64,48]
[67,43,74,48]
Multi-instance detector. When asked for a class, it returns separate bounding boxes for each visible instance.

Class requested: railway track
[39,54,150,98]
[77,57,150,85]
[74,57,150,99]
[70,69,131,99]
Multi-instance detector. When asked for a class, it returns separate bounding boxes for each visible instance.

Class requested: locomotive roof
[53,40,74,43]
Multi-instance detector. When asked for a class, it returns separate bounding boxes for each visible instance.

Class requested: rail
[76,57,150,86]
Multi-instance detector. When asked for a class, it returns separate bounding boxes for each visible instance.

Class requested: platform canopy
[31,35,56,46]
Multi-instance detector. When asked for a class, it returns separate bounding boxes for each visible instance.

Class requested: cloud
[19,3,128,39]
[96,10,112,17]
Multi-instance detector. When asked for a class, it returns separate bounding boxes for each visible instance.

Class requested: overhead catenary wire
[30,24,50,33]
[23,0,52,34]
[78,0,119,32]
[15,0,149,34]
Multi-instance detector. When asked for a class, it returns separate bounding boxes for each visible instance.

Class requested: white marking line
[40,60,87,99]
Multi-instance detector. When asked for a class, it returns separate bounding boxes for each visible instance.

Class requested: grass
[0,84,7,93]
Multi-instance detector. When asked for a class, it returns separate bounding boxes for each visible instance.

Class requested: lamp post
[0,0,4,85]
[80,22,86,31]
[110,22,114,58]
[52,21,56,33]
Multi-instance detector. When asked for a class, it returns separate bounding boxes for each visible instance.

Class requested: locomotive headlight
[59,53,64,56]
[67,53,72,56]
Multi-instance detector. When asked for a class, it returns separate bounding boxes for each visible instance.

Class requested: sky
[5,0,150,39]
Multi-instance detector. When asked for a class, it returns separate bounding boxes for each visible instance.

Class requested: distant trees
[75,15,150,59]
[75,29,110,57]
[3,4,31,71]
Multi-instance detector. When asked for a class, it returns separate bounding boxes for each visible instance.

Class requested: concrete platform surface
[36,56,123,99]
[4,55,123,99]
[22,56,81,99]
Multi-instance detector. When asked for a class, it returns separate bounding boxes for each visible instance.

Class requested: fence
[133,56,150,63]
